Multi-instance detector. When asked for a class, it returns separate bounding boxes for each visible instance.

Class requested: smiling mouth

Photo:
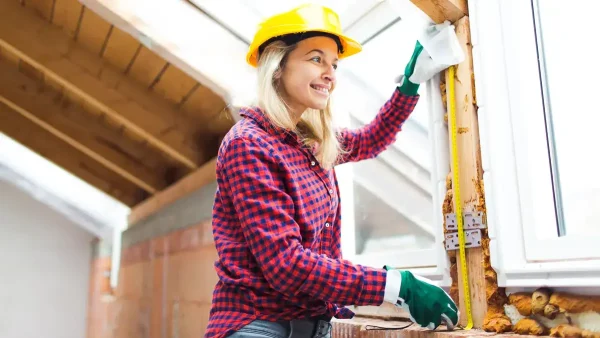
[310,84,329,95]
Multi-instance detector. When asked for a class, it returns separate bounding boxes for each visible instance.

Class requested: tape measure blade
[448,65,474,329]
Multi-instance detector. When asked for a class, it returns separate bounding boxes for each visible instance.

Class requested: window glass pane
[350,113,436,255]
[334,75,436,257]
[332,10,437,257]
[533,0,600,237]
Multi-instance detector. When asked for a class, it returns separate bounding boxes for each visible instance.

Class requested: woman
[206,4,459,338]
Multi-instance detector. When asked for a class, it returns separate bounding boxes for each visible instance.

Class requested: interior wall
[0,180,95,338]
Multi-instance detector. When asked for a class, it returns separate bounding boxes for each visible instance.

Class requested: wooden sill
[336,304,550,337]
[332,317,546,338]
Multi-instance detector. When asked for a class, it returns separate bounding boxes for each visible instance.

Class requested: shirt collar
[239,106,303,145]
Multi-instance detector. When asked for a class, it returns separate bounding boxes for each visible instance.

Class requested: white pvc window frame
[472,0,600,288]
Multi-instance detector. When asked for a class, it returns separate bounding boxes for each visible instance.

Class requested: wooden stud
[0,59,168,193]
[444,16,487,328]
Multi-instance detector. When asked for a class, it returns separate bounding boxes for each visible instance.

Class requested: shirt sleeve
[219,135,387,306]
[336,88,419,165]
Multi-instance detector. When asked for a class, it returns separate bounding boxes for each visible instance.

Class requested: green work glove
[384,266,459,330]
[397,22,464,96]
[397,41,424,96]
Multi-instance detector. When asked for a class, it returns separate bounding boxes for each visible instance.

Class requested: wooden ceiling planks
[0,59,169,193]
[75,6,113,55]
[23,0,54,20]
[51,0,84,38]
[2,0,233,207]
[20,0,230,136]
[0,1,203,168]
[101,28,141,72]
[126,46,169,88]
[181,86,234,136]
[0,101,147,207]
[152,64,199,106]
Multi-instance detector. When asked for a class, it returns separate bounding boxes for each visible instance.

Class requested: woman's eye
[311,56,321,63]
[333,64,338,70]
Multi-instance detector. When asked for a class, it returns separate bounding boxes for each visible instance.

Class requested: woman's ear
[274,66,282,80]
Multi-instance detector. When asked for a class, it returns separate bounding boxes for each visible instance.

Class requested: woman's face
[278,36,339,118]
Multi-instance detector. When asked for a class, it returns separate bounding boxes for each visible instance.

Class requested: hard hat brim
[246,30,362,68]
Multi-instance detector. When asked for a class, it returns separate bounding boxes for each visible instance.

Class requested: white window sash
[334,0,454,286]
[473,0,600,287]
[339,74,451,286]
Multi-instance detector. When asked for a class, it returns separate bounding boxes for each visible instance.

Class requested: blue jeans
[227,318,332,338]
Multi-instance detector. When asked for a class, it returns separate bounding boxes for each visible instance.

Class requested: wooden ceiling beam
[0,102,145,207]
[128,157,217,225]
[410,0,468,23]
[0,0,204,170]
[0,59,168,193]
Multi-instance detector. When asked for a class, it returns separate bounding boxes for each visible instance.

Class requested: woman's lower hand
[385,266,459,330]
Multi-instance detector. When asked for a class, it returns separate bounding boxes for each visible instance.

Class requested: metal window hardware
[444,229,482,250]
[444,211,486,230]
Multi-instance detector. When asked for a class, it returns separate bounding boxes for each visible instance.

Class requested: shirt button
[329,189,333,194]
[325,222,330,227]
[311,161,316,166]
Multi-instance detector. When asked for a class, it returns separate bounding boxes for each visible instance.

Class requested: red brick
[117,262,152,299]
[151,257,166,338]
[152,235,169,258]
[175,247,219,303]
[166,253,181,302]
[178,227,203,252]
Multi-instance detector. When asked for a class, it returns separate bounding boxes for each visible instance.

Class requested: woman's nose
[322,66,336,83]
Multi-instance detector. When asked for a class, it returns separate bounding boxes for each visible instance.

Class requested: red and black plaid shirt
[206,88,419,338]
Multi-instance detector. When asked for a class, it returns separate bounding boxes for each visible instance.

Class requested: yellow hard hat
[246,3,362,67]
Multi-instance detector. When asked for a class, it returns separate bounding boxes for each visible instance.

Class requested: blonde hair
[256,40,344,170]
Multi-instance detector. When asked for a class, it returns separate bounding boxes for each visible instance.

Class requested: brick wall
[87,220,218,338]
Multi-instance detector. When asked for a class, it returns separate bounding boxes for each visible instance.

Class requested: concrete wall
[0,180,95,338]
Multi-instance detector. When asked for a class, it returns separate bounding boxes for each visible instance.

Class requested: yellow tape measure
[448,65,474,330]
